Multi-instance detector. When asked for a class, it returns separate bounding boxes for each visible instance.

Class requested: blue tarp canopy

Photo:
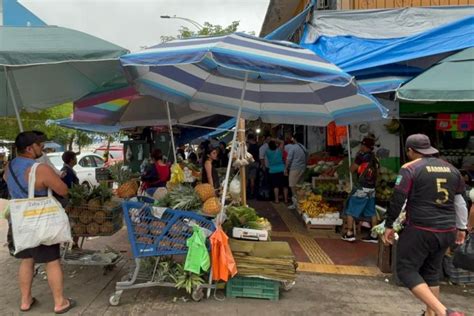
[53,118,122,134]
[176,116,235,145]
[298,7,474,94]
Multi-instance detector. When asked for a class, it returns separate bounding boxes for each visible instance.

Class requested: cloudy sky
[20,0,270,51]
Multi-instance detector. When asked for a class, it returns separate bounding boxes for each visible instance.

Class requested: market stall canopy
[397,48,474,103]
[0,26,129,117]
[73,85,213,127]
[299,7,474,94]
[52,118,122,134]
[120,33,386,126]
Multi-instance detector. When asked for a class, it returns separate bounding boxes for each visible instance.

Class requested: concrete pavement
[1,221,472,316]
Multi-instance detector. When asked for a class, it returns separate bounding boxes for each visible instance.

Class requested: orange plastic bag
[210,226,237,282]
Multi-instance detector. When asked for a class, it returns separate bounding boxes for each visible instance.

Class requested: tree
[160,20,250,43]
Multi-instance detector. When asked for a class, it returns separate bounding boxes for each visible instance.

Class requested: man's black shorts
[396,226,455,289]
[15,244,61,263]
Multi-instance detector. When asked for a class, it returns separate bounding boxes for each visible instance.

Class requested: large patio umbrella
[120,32,387,221]
[73,85,213,127]
[0,26,129,130]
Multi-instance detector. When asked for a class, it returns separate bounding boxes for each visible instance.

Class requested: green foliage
[160,20,246,43]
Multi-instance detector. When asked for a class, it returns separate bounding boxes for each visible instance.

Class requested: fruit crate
[443,256,474,285]
[226,276,279,301]
[66,204,123,237]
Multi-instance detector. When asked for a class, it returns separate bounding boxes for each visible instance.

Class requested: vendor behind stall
[141,149,171,195]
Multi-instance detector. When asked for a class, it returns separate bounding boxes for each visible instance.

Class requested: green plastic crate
[226,276,279,301]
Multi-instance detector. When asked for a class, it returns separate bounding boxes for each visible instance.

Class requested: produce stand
[109,200,216,305]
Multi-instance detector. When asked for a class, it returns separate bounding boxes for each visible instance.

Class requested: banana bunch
[298,193,336,218]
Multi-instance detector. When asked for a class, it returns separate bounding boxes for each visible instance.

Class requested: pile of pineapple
[156,183,221,215]
[298,193,337,218]
[67,184,122,236]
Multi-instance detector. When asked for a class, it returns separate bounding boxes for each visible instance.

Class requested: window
[93,156,105,168]
[79,156,96,168]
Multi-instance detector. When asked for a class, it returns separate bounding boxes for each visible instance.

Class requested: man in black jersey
[383,134,468,316]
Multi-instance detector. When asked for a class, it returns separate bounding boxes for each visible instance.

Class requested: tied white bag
[9,163,72,254]
[229,172,241,202]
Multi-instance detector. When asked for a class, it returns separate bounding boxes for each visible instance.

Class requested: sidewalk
[1,221,472,315]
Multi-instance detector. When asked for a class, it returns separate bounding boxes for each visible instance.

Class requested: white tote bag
[9,163,72,254]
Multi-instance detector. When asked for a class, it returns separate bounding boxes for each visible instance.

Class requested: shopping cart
[109,200,216,305]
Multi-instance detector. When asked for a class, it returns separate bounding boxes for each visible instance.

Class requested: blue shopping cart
[109,200,216,305]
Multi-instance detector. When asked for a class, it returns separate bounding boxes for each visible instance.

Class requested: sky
[20,0,270,52]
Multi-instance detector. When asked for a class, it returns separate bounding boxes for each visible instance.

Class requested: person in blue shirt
[60,151,79,189]
[266,140,288,204]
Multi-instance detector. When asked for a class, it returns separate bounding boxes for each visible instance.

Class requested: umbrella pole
[346,125,353,190]
[166,102,177,163]
[238,118,247,206]
[4,66,24,132]
[217,72,248,225]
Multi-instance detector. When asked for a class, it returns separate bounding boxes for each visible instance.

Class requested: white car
[47,152,105,188]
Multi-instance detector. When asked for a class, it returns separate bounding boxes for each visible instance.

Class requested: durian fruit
[194,183,216,202]
[202,197,221,215]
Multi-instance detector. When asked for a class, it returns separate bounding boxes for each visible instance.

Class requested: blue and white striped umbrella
[120,33,387,127]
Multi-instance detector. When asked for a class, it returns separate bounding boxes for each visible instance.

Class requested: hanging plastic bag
[9,163,72,254]
[169,163,184,186]
[453,234,474,272]
[184,225,210,274]
[229,172,240,202]
[210,226,237,282]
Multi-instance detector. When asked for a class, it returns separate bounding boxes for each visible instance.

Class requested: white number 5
[436,178,449,204]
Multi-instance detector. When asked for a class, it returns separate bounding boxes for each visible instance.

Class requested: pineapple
[109,162,139,198]
[168,185,202,211]
[194,183,215,202]
[202,197,221,215]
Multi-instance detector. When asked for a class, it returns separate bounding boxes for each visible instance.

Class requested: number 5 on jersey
[436,178,449,204]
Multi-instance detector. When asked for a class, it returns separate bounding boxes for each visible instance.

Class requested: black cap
[360,137,375,149]
[15,131,45,150]
[405,134,438,155]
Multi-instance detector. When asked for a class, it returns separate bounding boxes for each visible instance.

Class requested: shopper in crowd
[176,144,186,162]
[342,137,380,243]
[31,131,62,176]
[60,151,79,189]
[202,146,220,190]
[266,140,288,204]
[285,134,307,209]
[217,141,229,168]
[187,152,198,165]
[141,148,171,194]
[246,133,260,199]
[259,133,271,170]
[3,131,75,314]
[383,134,468,316]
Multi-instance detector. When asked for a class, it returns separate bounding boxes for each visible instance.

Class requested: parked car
[94,144,123,167]
[47,152,105,188]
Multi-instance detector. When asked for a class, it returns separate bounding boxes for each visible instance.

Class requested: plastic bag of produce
[229,172,240,202]
[453,234,474,272]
